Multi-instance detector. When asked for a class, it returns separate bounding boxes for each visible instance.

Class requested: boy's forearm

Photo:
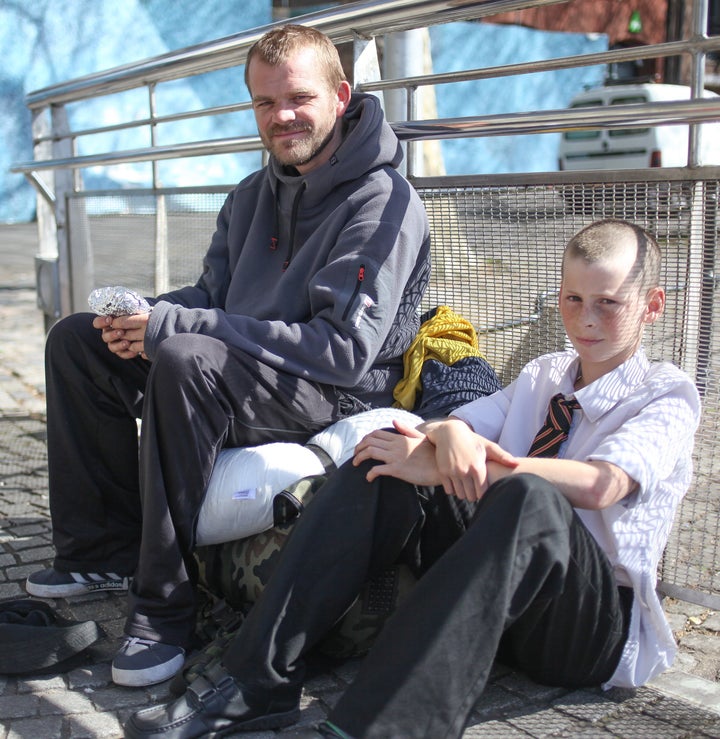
[418,416,472,438]
[486,457,636,510]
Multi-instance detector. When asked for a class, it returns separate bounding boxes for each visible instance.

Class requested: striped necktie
[527,393,581,458]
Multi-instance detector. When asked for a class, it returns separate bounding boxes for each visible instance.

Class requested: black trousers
[45,312,348,647]
[221,463,630,739]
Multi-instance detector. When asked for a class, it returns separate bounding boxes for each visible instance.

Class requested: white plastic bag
[196,442,324,546]
[308,407,423,466]
[196,408,424,546]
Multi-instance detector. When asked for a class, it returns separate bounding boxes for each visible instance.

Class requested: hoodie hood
[269,92,404,209]
[147,89,430,407]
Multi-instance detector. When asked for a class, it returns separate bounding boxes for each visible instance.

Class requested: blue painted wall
[1,1,605,222]
[429,22,606,173]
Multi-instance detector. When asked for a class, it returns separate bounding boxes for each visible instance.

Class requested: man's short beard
[291,125,337,168]
[270,123,337,168]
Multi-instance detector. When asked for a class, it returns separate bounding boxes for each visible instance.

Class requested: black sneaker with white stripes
[25,568,131,597]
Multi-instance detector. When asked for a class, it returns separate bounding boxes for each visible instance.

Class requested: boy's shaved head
[563,219,661,294]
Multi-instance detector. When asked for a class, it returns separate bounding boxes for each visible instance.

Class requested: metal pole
[150,83,169,294]
[384,29,425,177]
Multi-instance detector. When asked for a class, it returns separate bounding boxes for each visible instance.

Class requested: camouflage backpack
[194,468,417,660]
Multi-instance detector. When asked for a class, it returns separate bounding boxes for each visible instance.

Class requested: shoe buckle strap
[188,674,215,705]
[190,668,237,708]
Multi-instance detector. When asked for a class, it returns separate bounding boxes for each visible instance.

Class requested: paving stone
[698,719,720,738]
[603,710,689,738]
[464,717,530,736]
[675,632,720,681]
[665,597,710,619]
[6,522,50,537]
[15,545,54,564]
[37,688,96,715]
[470,682,527,718]
[304,669,342,693]
[0,692,40,719]
[504,705,587,737]
[88,685,157,711]
[496,670,569,702]
[7,563,48,580]
[643,693,720,733]
[571,727,623,738]
[666,611,689,633]
[552,689,626,724]
[0,581,24,599]
[17,674,67,693]
[5,715,63,739]
[67,663,114,691]
[705,612,720,632]
[65,710,124,738]
[5,536,52,552]
[66,596,128,623]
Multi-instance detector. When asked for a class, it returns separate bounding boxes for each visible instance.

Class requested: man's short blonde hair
[563,219,662,293]
[245,24,346,93]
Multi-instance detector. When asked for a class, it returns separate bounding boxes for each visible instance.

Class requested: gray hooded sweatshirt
[144,93,431,406]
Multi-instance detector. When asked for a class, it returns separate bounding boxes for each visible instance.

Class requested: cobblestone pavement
[1,223,720,738]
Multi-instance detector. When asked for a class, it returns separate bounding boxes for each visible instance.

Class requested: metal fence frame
[10,0,720,607]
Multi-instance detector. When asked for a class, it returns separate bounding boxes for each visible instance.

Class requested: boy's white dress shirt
[451,348,701,688]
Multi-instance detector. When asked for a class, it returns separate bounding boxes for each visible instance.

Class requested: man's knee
[47,311,96,350]
[46,313,106,376]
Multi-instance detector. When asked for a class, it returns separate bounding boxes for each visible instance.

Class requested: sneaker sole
[112,650,186,687]
[26,577,130,598]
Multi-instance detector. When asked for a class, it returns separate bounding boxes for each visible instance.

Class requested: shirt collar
[571,348,650,422]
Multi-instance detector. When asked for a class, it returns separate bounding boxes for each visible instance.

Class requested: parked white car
[558,83,720,171]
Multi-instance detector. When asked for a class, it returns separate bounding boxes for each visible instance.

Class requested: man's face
[248,46,351,175]
[559,246,663,381]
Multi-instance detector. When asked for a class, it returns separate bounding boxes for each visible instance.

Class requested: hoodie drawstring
[270,182,307,272]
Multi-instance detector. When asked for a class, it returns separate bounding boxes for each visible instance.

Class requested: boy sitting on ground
[125,219,701,739]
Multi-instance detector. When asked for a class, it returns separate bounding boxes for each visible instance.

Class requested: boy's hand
[354,418,519,502]
[424,418,518,501]
[353,421,443,487]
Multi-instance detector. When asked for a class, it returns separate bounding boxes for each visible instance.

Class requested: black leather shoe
[291,721,355,738]
[123,662,300,738]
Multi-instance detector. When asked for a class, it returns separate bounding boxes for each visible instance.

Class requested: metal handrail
[31,101,256,146]
[12,98,720,174]
[391,97,720,140]
[29,36,720,149]
[361,37,720,92]
[24,0,565,108]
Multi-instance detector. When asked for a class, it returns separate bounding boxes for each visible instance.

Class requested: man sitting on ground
[26,24,431,689]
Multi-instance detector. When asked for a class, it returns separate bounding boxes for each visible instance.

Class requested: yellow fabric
[393,305,483,410]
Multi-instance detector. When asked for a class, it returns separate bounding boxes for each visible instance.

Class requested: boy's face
[559,245,664,381]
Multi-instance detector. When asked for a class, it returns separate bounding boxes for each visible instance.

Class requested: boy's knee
[481,473,573,527]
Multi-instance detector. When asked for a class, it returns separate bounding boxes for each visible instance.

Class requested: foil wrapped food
[88,286,151,316]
